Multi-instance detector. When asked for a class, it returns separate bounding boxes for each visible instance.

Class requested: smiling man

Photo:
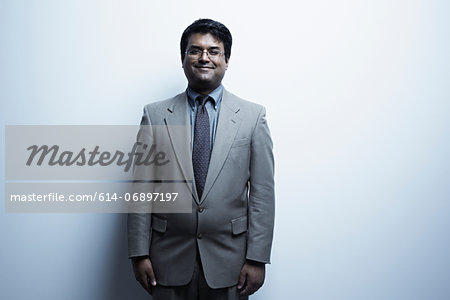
[128,19,275,300]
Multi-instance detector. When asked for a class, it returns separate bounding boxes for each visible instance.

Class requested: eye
[188,49,202,55]
[208,49,221,56]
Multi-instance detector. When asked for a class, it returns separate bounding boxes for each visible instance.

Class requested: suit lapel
[163,92,199,203]
[201,89,241,203]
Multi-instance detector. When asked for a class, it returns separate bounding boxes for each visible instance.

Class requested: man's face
[182,33,229,94]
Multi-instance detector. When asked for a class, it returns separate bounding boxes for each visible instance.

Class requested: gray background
[1,0,449,299]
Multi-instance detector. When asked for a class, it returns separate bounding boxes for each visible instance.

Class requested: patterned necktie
[192,95,211,199]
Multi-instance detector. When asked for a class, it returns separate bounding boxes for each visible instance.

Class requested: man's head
[181,19,232,94]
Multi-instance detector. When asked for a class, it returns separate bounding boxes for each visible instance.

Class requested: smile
[196,66,214,70]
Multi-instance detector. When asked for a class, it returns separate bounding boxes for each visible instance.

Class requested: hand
[131,256,157,294]
[237,260,266,296]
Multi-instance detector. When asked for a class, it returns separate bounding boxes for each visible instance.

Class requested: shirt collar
[187,84,223,110]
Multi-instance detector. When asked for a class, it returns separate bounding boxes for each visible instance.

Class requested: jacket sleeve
[127,105,153,258]
[246,106,275,264]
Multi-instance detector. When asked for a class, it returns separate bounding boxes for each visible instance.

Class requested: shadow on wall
[100,214,151,300]
[96,77,187,300]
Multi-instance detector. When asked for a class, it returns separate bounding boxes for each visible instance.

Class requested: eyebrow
[188,45,222,50]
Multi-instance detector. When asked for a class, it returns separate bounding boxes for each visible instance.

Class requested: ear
[225,57,230,70]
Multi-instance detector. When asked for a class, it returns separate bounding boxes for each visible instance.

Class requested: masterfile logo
[4,125,193,213]
[25,142,170,172]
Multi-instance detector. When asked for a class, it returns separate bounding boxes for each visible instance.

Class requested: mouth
[195,65,214,71]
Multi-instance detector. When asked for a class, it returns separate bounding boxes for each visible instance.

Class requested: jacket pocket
[151,215,167,233]
[231,216,248,235]
[231,138,249,148]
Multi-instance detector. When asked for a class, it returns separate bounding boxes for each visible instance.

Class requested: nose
[199,50,210,62]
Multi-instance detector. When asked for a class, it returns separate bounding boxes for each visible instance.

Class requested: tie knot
[196,95,210,107]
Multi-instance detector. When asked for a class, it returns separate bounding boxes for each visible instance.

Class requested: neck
[189,83,220,95]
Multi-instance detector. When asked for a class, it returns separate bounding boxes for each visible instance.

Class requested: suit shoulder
[225,90,265,113]
[143,92,184,112]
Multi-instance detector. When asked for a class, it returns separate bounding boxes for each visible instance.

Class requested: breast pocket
[231,138,249,148]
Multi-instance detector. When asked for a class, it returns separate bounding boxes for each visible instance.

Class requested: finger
[138,272,151,293]
[143,279,152,295]
[237,269,247,289]
[240,274,262,296]
[146,264,157,286]
[239,282,255,297]
[247,281,261,296]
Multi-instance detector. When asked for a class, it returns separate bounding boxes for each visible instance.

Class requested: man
[128,19,275,300]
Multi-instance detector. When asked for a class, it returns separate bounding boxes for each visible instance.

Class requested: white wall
[1,0,449,299]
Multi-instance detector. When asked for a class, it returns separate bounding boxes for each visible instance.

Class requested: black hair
[180,18,232,62]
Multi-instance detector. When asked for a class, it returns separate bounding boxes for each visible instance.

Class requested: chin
[196,76,214,84]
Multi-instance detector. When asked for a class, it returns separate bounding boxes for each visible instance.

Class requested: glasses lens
[208,50,221,57]
[187,49,223,59]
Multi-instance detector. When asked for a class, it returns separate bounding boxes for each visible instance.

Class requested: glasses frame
[185,48,225,60]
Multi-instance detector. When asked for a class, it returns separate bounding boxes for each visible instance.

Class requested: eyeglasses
[185,48,225,59]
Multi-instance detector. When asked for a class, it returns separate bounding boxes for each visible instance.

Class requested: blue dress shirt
[187,84,223,151]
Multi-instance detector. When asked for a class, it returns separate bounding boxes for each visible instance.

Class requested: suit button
[198,206,204,213]
[197,233,203,239]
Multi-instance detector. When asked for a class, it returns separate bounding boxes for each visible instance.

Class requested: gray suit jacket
[127,88,275,288]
